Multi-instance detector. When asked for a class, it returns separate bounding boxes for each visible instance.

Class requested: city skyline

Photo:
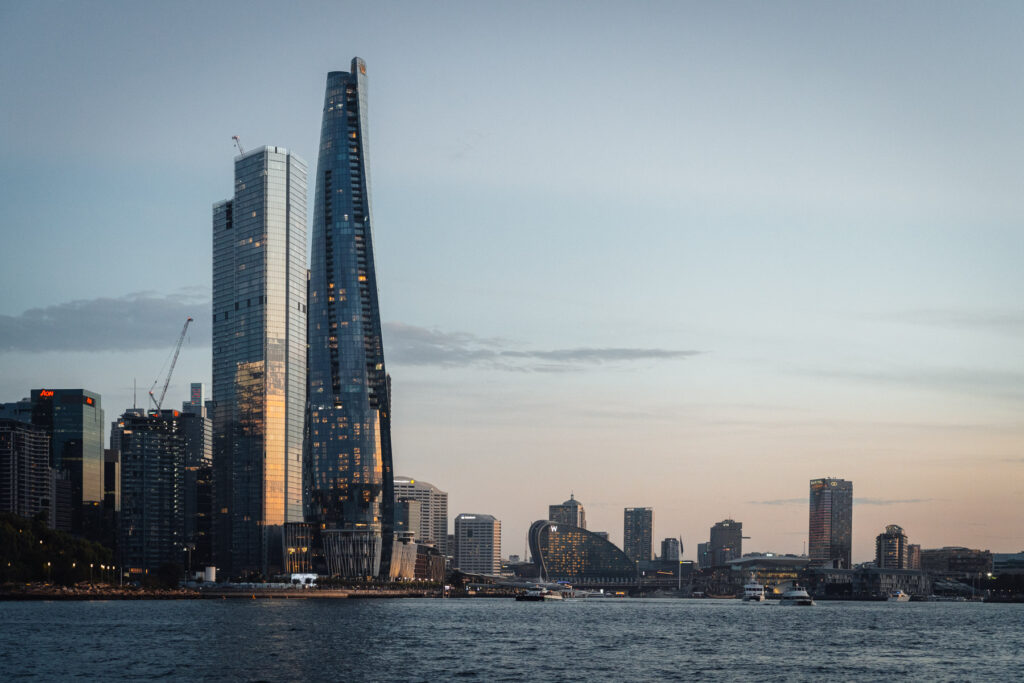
[2,2,1023,562]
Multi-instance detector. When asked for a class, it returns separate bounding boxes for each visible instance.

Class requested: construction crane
[149,316,193,411]
[232,135,244,154]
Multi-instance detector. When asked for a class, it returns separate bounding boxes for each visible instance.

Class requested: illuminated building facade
[393,477,448,555]
[809,477,853,569]
[454,513,501,574]
[306,58,395,578]
[528,520,637,585]
[623,507,653,561]
[549,494,586,529]
[875,524,910,569]
[213,146,307,578]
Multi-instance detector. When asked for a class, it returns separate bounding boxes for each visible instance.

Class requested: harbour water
[1,598,1021,681]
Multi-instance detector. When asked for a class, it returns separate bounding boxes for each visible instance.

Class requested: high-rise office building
[875,524,911,569]
[0,419,50,519]
[1,390,104,533]
[306,58,395,578]
[623,507,654,561]
[696,542,711,569]
[119,410,186,573]
[661,537,681,562]
[709,519,742,566]
[454,513,501,574]
[809,477,853,569]
[213,146,307,578]
[393,477,449,555]
[549,494,586,529]
[179,403,212,572]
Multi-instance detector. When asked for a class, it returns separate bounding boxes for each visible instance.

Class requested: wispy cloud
[870,309,1024,334]
[749,498,805,506]
[854,497,933,506]
[383,322,700,372]
[0,290,208,353]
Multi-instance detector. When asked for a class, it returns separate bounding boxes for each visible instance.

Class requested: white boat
[887,590,911,602]
[779,585,815,606]
[515,589,563,602]
[742,581,766,602]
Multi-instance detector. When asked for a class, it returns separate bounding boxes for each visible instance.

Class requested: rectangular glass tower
[212,146,307,579]
[306,57,395,578]
[808,477,853,569]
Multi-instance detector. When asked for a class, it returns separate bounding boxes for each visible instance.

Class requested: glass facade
[213,147,307,578]
[26,389,104,533]
[529,520,636,585]
[808,477,853,569]
[306,57,394,578]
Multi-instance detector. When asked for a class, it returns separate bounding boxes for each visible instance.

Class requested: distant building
[396,498,422,539]
[178,406,212,571]
[0,419,50,519]
[2,390,104,533]
[454,513,501,574]
[393,477,449,555]
[809,477,853,569]
[709,519,742,566]
[661,537,681,562]
[697,542,711,569]
[920,547,993,575]
[992,552,1024,575]
[549,494,586,529]
[529,520,636,586]
[118,410,186,574]
[875,524,911,569]
[907,544,921,570]
[623,507,653,561]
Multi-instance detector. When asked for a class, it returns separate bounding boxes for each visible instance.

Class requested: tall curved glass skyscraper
[306,57,394,578]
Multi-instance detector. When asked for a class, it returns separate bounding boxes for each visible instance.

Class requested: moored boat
[887,590,911,602]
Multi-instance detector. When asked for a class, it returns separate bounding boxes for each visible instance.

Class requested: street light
[90,563,94,583]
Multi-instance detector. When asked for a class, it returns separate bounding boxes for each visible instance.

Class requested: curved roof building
[528,520,636,585]
[305,57,394,578]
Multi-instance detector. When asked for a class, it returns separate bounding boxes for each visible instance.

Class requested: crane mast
[149,316,193,411]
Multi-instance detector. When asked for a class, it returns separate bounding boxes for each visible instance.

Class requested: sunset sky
[2,1,1022,562]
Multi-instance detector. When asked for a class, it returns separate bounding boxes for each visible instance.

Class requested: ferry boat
[742,581,766,602]
[779,585,815,606]
[887,590,911,602]
[515,589,563,602]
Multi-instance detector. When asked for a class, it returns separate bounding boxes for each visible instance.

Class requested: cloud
[383,322,700,372]
[871,309,1024,334]
[0,290,208,352]
[749,498,805,506]
[853,497,933,506]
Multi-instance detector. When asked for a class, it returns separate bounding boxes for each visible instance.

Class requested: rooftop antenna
[133,378,137,410]
[232,135,245,154]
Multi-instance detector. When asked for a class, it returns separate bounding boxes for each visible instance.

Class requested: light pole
[90,563,94,583]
